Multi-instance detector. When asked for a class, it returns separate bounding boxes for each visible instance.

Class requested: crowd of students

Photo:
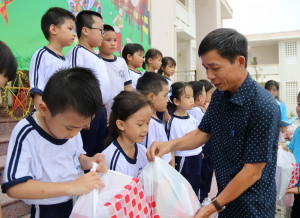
[1,7,216,217]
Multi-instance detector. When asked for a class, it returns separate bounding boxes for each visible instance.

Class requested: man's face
[201,49,245,94]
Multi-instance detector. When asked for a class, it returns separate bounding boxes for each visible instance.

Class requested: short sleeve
[198,101,214,134]
[29,49,46,96]
[121,58,132,85]
[243,103,280,163]
[287,126,300,152]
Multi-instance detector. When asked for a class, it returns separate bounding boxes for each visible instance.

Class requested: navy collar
[26,113,68,145]
[129,69,142,75]
[113,139,137,164]
[173,114,190,119]
[151,116,163,124]
[43,46,65,60]
[101,55,117,62]
[77,45,102,59]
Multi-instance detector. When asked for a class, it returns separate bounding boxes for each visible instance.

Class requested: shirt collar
[227,73,254,106]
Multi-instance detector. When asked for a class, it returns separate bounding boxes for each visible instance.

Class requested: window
[286,82,298,104]
[284,42,297,64]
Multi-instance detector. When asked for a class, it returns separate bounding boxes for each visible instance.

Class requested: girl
[122,43,145,90]
[142,48,163,72]
[158,57,176,89]
[199,79,215,112]
[265,80,288,121]
[166,82,203,197]
[102,91,152,177]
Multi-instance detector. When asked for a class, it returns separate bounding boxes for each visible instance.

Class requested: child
[99,24,133,113]
[280,92,300,217]
[29,7,76,109]
[1,67,107,218]
[142,48,163,72]
[198,79,215,205]
[136,72,173,165]
[0,41,17,104]
[166,82,203,197]
[187,81,206,124]
[157,56,176,89]
[102,91,151,177]
[122,43,144,90]
[67,10,111,156]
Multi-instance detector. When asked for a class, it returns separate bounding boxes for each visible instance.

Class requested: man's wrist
[211,197,226,213]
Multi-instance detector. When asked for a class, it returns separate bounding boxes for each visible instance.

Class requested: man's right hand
[146,141,172,162]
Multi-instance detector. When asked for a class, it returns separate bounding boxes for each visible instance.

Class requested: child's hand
[92,153,108,173]
[278,142,287,150]
[69,172,104,196]
[286,186,299,194]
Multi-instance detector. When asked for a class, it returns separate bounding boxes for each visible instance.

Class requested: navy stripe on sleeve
[113,151,121,171]
[34,48,46,87]
[110,149,118,170]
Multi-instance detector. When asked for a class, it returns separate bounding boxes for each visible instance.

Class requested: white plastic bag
[276,147,300,202]
[71,163,151,218]
[139,156,201,217]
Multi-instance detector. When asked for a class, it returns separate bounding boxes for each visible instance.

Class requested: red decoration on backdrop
[0,0,15,25]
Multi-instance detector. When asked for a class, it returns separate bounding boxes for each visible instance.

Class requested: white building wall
[248,45,279,65]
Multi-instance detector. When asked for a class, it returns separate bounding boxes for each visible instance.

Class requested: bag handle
[91,162,99,217]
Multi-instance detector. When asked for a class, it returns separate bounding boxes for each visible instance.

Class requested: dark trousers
[81,106,108,157]
[31,199,72,218]
[199,139,214,202]
[175,152,203,199]
[291,194,300,218]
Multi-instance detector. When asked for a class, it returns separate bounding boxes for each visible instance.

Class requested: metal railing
[173,69,196,82]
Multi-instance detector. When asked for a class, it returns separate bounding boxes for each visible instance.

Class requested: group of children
[1,7,215,217]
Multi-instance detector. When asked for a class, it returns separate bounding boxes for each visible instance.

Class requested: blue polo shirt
[199,73,280,217]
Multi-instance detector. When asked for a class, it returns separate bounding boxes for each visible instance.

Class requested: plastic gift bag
[71,163,151,218]
[276,147,300,203]
[139,156,200,217]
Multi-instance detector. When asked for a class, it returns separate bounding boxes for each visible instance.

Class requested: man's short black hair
[41,7,75,40]
[76,10,103,39]
[198,28,248,68]
[0,41,17,81]
[136,72,168,96]
[42,67,102,118]
[104,24,115,32]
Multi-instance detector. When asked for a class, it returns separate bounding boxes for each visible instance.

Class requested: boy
[1,67,107,218]
[99,24,133,113]
[29,7,76,109]
[66,10,111,156]
[136,72,173,165]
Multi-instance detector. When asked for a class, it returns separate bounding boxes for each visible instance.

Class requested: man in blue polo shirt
[147,28,281,217]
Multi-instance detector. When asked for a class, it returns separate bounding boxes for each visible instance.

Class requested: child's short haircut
[76,10,103,39]
[104,24,115,32]
[157,56,176,75]
[189,81,205,101]
[41,7,75,40]
[199,79,214,93]
[143,48,163,70]
[122,43,144,63]
[136,72,168,96]
[42,67,102,118]
[0,41,17,81]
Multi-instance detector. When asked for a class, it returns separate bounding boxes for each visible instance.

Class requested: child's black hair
[105,91,151,147]
[41,7,75,40]
[199,79,214,93]
[168,82,193,112]
[136,72,168,96]
[142,48,163,70]
[76,10,103,39]
[0,41,17,81]
[103,24,115,32]
[157,56,176,75]
[42,67,102,118]
[189,81,205,101]
[122,43,144,64]
[265,80,279,100]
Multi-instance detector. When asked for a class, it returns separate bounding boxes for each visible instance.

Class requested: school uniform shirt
[140,117,172,163]
[102,139,148,177]
[67,45,111,105]
[187,107,204,126]
[165,77,173,90]
[129,69,143,90]
[29,46,70,96]
[278,100,288,121]
[1,113,85,205]
[102,55,132,113]
[166,114,202,157]
[287,126,300,187]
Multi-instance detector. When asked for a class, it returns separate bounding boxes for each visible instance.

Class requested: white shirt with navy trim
[29,46,70,96]
[166,114,202,157]
[129,69,143,90]
[187,107,204,126]
[66,45,111,104]
[102,139,148,177]
[1,113,85,205]
[165,77,173,90]
[102,55,132,112]
[140,117,172,163]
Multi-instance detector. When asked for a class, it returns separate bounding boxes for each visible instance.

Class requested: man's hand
[194,204,216,218]
[146,141,172,162]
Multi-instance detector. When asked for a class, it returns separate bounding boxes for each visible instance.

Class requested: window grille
[286,82,298,104]
[284,42,297,64]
